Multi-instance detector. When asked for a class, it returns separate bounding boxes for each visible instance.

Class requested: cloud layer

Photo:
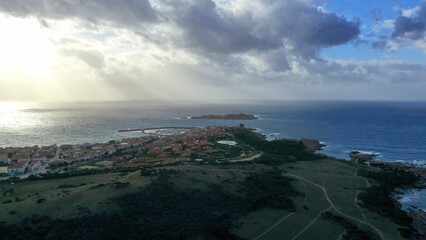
[0,0,425,101]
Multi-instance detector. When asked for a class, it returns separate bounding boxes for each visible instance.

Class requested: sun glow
[0,15,53,80]
[0,101,33,128]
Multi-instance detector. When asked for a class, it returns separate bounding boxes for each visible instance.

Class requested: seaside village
[0,126,246,177]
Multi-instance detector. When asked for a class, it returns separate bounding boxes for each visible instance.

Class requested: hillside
[0,127,421,239]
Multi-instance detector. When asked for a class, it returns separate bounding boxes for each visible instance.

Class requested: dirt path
[284,174,385,240]
[123,170,140,181]
[253,213,296,240]
[229,153,262,163]
[350,165,371,187]
[182,164,384,239]
[336,231,345,240]
[354,190,368,222]
[291,206,333,240]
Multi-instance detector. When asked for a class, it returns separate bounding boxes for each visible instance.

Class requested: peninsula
[191,113,257,120]
[0,126,424,239]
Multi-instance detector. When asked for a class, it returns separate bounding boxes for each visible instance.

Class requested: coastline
[348,151,426,235]
[1,125,426,237]
[265,128,426,235]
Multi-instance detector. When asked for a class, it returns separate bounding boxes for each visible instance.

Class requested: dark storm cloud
[392,16,426,40]
[0,0,158,25]
[0,0,365,87]
[174,0,268,53]
[391,1,426,40]
[0,0,360,59]
[172,0,360,58]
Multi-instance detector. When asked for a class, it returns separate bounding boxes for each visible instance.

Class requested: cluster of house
[48,137,155,169]
[0,145,56,176]
[47,126,231,170]
[1,126,240,175]
[112,126,228,168]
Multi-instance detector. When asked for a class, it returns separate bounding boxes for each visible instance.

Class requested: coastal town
[0,125,426,238]
[0,125,259,178]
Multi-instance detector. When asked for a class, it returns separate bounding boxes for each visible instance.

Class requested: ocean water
[1,100,426,208]
[1,101,426,163]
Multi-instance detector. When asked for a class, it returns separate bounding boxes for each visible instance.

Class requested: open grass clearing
[0,170,150,224]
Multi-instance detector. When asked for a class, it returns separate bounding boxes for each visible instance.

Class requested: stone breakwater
[191,113,258,120]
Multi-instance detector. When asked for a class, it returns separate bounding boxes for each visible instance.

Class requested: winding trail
[253,213,295,240]
[123,170,141,181]
[290,206,332,240]
[181,164,384,240]
[229,153,262,163]
[283,173,385,240]
[253,181,309,240]
[349,165,371,187]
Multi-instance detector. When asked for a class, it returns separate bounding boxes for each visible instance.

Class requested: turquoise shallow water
[1,100,426,209]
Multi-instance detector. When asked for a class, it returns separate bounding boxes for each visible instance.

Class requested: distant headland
[191,113,257,120]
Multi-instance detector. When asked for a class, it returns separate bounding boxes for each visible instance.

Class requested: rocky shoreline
[349,151,426,236]
[299,138,326,152]
[408,209,426,236]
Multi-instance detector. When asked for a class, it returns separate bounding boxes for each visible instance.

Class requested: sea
[1,100,426,210]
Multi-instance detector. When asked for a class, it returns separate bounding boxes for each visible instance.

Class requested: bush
[57,183,87,189]
[240,169,299,211]
[232,128,322,162]
[358,167,419,237]
[321,211,379,239]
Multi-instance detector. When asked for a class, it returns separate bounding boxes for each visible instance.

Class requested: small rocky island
[191,113,257,120]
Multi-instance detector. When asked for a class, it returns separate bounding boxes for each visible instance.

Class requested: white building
[28,160,41,173]
[7,161,28,176]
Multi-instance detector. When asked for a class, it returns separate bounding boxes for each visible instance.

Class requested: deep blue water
[1,101,426,165]
[1,100,426,209]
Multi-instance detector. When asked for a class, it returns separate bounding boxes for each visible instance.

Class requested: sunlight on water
[0,102,42,130]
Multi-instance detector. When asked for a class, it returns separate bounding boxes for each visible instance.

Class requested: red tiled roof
[8,161,27,169]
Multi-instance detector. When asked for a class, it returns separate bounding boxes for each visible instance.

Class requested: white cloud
[373,19,395,30]
[402,6,421,17]
[0,0,426,101]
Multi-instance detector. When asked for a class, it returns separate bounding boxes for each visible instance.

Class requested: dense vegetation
[240,169,300,211]
[358,167,420,238]
[321,211,379,240]
[0,169,299,240]
[231,128,322,164]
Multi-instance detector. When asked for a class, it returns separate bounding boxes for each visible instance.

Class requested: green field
[0,171,150,224]
[0,159,414,239]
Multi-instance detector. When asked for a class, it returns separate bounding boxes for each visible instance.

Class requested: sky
[1,0,426,102]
